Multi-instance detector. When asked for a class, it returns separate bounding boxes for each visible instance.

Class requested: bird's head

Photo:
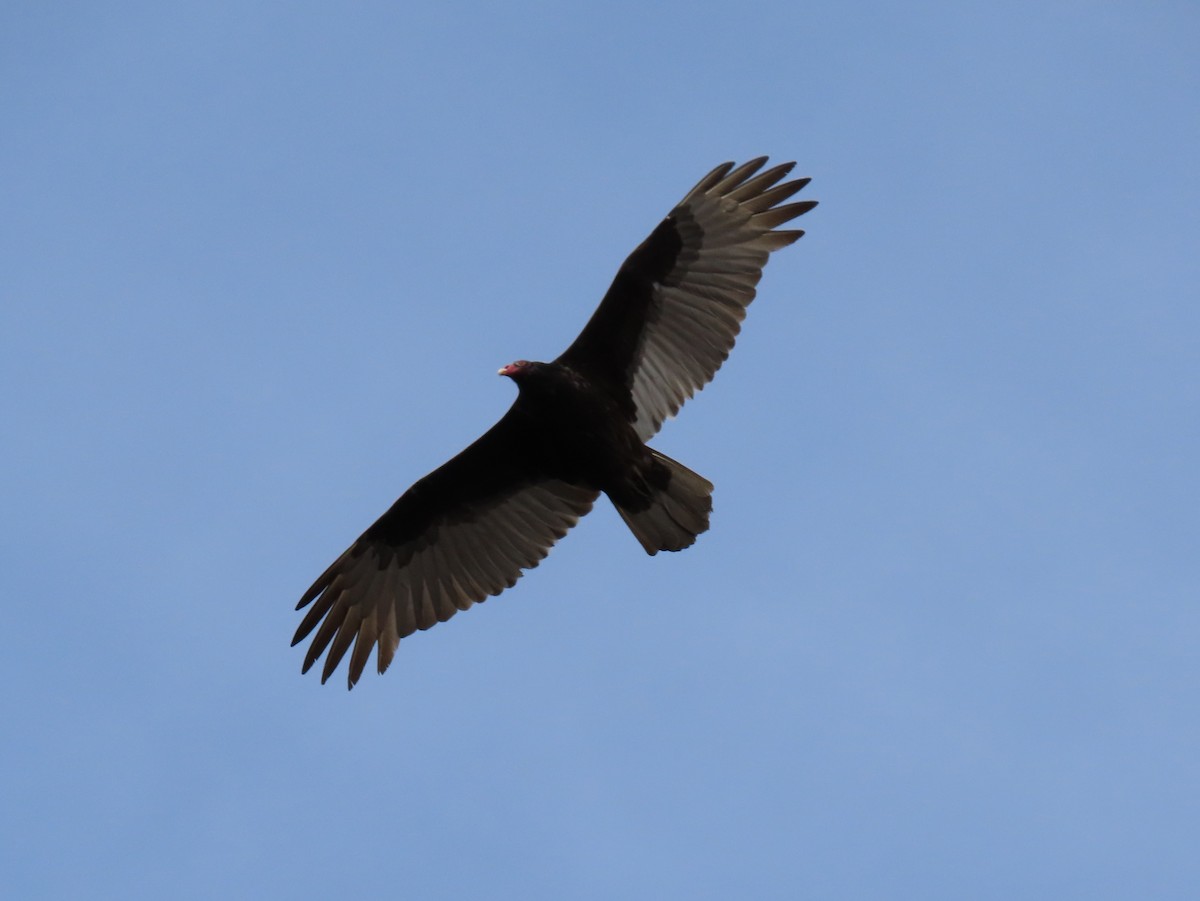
[498,360,534,380]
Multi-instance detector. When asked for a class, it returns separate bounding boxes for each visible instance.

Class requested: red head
[498,360,532,379]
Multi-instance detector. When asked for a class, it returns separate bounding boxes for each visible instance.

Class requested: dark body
[363,362,648,551]
[496,362,656,510]
[294,157,817,687]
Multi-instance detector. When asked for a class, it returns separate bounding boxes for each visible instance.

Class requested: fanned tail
[613,450,713,555]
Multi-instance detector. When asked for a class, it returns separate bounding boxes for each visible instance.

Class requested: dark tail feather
[613,450,713,555]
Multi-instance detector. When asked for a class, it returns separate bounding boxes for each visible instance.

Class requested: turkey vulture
[293,157,817,687]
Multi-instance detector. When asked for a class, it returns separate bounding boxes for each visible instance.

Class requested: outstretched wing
[292,410,599,688]
[558,157,816,440]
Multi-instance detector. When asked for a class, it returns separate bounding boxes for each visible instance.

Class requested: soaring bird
[293,157,817,687]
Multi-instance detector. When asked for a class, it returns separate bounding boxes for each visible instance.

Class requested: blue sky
[3,2,1198,898]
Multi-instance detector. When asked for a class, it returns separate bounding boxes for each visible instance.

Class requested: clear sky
[3,2,1198,898]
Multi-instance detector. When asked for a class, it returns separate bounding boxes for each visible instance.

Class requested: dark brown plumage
[293,157,817,687]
